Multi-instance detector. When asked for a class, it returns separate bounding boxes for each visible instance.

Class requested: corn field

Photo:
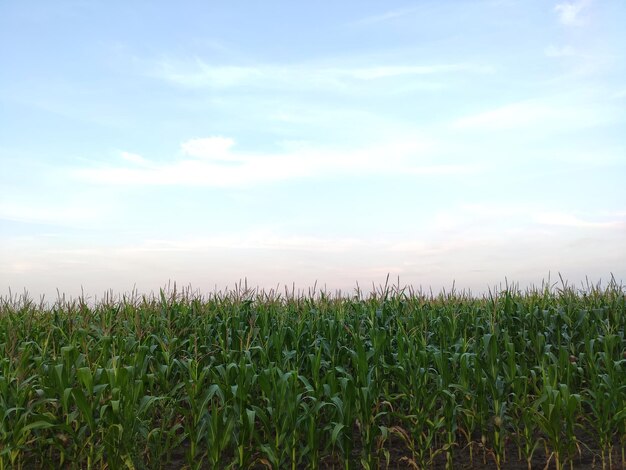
[1,279,625,469]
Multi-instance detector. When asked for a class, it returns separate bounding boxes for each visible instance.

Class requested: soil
[161,431,624,469]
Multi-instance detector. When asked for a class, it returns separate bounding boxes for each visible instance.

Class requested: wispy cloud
[451,100,611,131]
[534,212,624,229]
[154,59,492,90]
[463,204,626,231]
[349,7,420,26]
[453,102,555,130]
[407,203,626,240]
[120,151,150,166]
[116,234,370,254]
[0,201,102,226]
[544,45,577,57]
[72,136,477,187]
[180,137,238,161]
[554,0,592,26]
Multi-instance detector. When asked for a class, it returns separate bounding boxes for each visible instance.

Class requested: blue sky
[1,0,625,299]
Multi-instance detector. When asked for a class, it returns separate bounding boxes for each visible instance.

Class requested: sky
[1,0,625,300]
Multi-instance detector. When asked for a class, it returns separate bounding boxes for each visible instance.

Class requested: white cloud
[554,0,592,26]
[117,234,370,254]
[72,136,476,187]
[453,102,556,130]
[394,204,626,247]
[544,45,577,57]
[451,100,609,131]
[534,212,624,229]
[120,151,150,165]
[459,204,626,231]
[350,7,421,26]
[347,65,473,80]
[0,201,101,226]
[180,136,237,160]
[155,60,491,90]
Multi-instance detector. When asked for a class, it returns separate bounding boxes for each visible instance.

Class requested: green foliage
[0,279,625,468]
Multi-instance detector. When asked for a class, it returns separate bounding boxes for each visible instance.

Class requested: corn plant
[0,279,624,468]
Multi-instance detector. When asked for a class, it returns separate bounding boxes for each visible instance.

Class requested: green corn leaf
[22,420,55,433]
[246,408,256,437]
[77,367,93,394]
[72,388,95,430]
[331,422,345,445]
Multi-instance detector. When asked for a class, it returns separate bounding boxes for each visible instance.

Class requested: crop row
[0,281,625,469]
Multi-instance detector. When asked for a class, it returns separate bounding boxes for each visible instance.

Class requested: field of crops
[1,280,625,469]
